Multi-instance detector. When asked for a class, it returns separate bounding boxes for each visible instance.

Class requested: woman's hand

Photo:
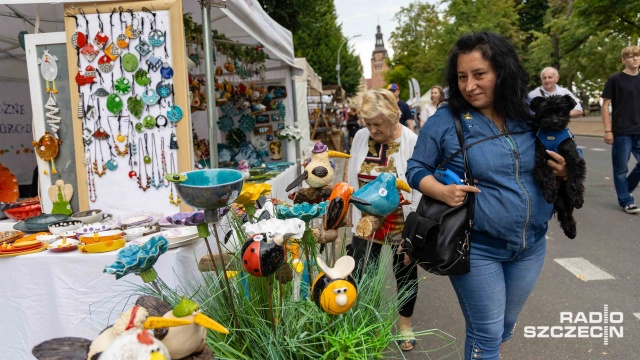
[440,184,481,207]
[545,150,567,178]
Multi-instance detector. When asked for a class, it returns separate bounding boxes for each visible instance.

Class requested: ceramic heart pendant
[167,105,183,123]
[127,95,144,119]
[106,93,123,115]
[142,89,160,106]
[71,32,87,49]
[160,62,173,79]
[116,33,129,48]
[134,69,151,86]
[97,55,114,73]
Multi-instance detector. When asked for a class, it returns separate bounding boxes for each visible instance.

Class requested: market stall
[294,57,322,160]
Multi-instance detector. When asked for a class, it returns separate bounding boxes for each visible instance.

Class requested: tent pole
[290,69,301,177]
[201,1,219,169]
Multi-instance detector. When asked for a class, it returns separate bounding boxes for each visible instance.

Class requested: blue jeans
[611,134,640,207]
[449,237,546,360]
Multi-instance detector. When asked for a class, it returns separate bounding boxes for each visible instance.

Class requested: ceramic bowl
[35,233,58,244]
[71,209,111,224]
[174,169,244,210]
[13,214,69,232]
[75,223,112,236]
[48,238,80,252]
[123,226,153,242]
[79,230,124,244]
[48,220,83,235]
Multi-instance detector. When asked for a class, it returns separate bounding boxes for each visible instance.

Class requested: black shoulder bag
[402,116,525,276]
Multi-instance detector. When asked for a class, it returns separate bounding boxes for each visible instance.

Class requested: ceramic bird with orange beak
[286,142,350,192]
[324,182,371,230]
[352,173,411,217]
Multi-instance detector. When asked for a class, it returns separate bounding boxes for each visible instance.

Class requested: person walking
[407,32,568,360]
[528,67,583,117]
[420,85,445,125]
[601,45,640,214]
[387,83,415,132]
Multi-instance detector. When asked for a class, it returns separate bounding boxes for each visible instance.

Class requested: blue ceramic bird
[352,173,411,217]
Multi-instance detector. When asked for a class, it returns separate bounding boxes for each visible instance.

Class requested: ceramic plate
[168,236,198,249]
[48,238,80,252]
[75,223,112,236]
[35,234,58,243]
[22,214,70,232]
[119,215,153,227]
[163,227,198,242]
[0,243,47,257]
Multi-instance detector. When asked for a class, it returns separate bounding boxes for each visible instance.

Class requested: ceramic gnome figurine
[285,142,350,204]
[351,173,412,238]
[48,179,73,216]
[311,256,358,315]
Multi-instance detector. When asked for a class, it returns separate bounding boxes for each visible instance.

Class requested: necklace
[160,136,169,187]
[92,130,107,177]
[108,114,129,156]
[169,153,180,206]
[498,122,506,134]
[137,137,150,191]
[86,150,97,202]
[150,134,162,189]
[143,133,151,164]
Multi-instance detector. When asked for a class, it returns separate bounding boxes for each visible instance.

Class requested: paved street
[399,135,639,360]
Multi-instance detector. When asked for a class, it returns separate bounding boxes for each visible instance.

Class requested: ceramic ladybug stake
[312,256,357,315]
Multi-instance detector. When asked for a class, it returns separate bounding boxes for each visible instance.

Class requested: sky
[334,0,426,81]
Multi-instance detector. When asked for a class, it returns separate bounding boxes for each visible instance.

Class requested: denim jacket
[406,105,554,251]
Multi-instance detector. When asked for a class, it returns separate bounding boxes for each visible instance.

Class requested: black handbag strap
[454,116,476,227]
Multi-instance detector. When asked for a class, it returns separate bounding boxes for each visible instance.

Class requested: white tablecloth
[0,165,298,359]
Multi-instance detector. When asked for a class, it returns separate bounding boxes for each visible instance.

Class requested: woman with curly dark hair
[407,32,569,359]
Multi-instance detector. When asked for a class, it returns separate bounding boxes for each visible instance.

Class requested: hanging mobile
[143,133,152,164]
[137,137,151,191]
[160,137,169,187]
[150,134,162,189]
[168,153,181,206]
[44,93,61,137]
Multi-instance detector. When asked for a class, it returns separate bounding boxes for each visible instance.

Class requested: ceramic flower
[275,201,327,222]
[163,211,205,226]
[104,236,169,282]
[242,218,306,240]
[234,183,272,205]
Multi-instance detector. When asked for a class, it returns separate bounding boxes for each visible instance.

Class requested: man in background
[387,83,414,131]
[601,45,640,214]
[528,67,583,118]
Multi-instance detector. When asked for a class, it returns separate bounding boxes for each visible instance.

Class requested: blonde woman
[420,85,445,125]
[347,89,422,351]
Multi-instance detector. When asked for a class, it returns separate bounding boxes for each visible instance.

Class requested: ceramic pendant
[135,122,145,133]
[155,115,168,129]
[75,66,97,87]
[215,66,223,76]
[116,133,126,142]
[93,127,109,140]
[148,29,165,47]
[160,62,173,79]
[142,115,156,129]
[144,154,151,164]
[106,158,118,170]
[71,32,87,49]
[121,53,138,72]
[106,93,124,115]
[156,81,171,98]
[145,56,162,72]
[104,43,121,61]
[93,32,109,50]
[142,89,160,106]
[38,50,58,94]
[97,55,114,73]
[134,69,150,86]
[269,140,283,160]
[128,170,137,179]
[77,97,85,119]
[126,18,141,39]
[85,105,96,119]
[135,39,152,57]
[116,33,129,48]
[93,87,110,97]
[167,105,183,123]
[80,43,99,62]
[127,95,144,118]
[170,132,179,149]
[82,127,93,145]
[114,77,131,94]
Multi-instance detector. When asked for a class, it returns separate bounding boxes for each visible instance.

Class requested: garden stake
[211,218,239,329]
[360,232,377,279]
[266,276,276,334]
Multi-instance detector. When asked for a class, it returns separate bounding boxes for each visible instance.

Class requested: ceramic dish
[4,203,42,221]
[0,242,47,257]
[79,230,124,244]
[75,223,112,236]
[168,236,199,249]
[58,230,78,238]
[35,234,58,244]
[163,227,199,242]
[0,230,24,244]
[71,209,110,224]
[119,215,153,227]
[122,226,155,241]
[78,239,126,253]
[48,220,83,235]
[48,238,80,252]
[13,213,69,232]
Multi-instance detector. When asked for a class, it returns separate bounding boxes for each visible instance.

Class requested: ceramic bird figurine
[324,182,370,230]
[48,179,73,216]
[311,256,357,315]
[32,131,62,175]
[151,297,229,360]
[37,50,58,93]
[352,173,411,217]
[98,329,170,360]
[286,142,350,192]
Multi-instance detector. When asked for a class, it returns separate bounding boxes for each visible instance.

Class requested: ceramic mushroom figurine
[33,131,62,175]
[48,179,73,216]
[311,256,358,315]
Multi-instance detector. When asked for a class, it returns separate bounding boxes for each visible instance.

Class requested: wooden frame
[64,0,191,212]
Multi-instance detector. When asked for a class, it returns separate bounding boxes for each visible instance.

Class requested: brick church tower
[367,24,389,90]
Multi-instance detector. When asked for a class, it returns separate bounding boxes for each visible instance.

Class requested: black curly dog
[530,95,586,239]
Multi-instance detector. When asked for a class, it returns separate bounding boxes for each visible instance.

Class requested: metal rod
[266,276,276,334]
[201,1,219,169]
[360,232,376,278]
[212,224,239,329]
[0,11,63,23]
[5,5,44,33]
[212,38,260,48]
[290,69,302,177]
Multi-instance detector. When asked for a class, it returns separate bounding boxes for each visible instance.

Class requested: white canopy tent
[293,57,322,161]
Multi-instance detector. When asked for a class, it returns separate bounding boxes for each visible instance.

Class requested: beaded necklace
[137,137,150,191]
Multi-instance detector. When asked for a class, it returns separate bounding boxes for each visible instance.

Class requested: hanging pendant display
[148,29,165,47]
[160,62,173,79]
[141,89,160,106]
[156,81,171,98]
[142,115,156,130]
[145,56,162,72]
[167,105,183,123]
[121,53,138,72]
[114,77,131,94]
[104,43,121,61]
[116,33,129,48]
[169,132,179,149]
[97,55,114,73]
[106,158,118,170]
[106,93,124,115]
[135,39,152,57]
[71,32,87,49]
[134,69,151,86]
[80,43,99,62]
[127,95,144,118]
